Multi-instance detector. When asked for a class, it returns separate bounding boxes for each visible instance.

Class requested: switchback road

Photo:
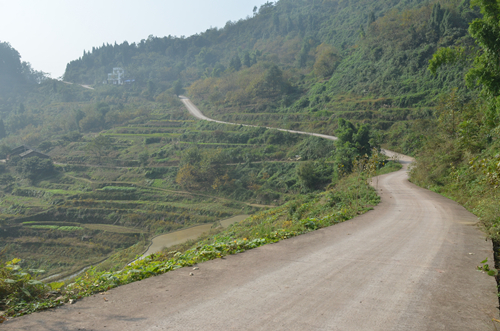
[5,98,498,330]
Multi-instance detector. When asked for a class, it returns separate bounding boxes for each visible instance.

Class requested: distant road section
[180,96,417,164]
[180,96,340,142]
[6,98,498,330]
[62,81,94,90]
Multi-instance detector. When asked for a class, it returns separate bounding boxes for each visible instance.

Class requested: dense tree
[335,119,376,172]
[313,44,340,78]
[243,52,251,67]
[0,42,46,93]
[86,135,113,164]
[229,55,242,71]
[64,0,431,89]
[429,0,500,126]
[0,42,24,91]
[466,0,500,99]
[16,157,54,181]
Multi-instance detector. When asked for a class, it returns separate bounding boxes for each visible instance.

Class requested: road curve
[6,99,498,330]
[180,96,341,142]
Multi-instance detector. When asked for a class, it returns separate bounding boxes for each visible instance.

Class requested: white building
[107,67,125,85]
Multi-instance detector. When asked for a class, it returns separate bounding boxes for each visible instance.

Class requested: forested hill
[64,0,449,88]
[0,42,46,96]
[0,0,481,153]
[63,0,480,139]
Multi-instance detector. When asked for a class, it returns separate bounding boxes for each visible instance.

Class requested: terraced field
[1,104,330,280]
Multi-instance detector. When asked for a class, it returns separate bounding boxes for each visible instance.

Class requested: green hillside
[64,0,434,85]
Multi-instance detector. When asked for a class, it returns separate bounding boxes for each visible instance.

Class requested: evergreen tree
[243,52,251,67]
[229,55,242,71]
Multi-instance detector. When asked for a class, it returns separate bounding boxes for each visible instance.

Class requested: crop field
[1,105,331,279]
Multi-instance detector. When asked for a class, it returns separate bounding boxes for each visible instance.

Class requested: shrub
[0,258,54,318]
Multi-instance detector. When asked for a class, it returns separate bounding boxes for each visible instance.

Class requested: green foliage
[0,119,6,139]
[1,167,383,319]
[2,0,495,318]
[85,135,113,164]
[410,90,500,239]
[412,0,500,246]
[477,258,498,277]
[287,136,335,160]
[335,119,378,171]
[0,42,47,98]
[428,46,466,74]
[15,157,55,181]
[313,44,340,78]
[0,258,54,318]
[467,0,500,99]
[429,0,500,129]
[0,144,11,159]
[376,161,403,175]
[296,160,334,190]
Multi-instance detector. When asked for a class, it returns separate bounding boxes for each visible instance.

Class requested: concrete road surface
[5,99,498,330]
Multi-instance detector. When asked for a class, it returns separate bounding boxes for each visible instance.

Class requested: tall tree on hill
[467,0,500,99]
[431,0,500,127]
[335,119,375,172]
[229,55,242,71]
[243,52,251,67]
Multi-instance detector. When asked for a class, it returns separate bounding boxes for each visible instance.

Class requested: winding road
[6,98,498,330]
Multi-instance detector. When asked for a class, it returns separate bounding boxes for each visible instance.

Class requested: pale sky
[0,0,269,79]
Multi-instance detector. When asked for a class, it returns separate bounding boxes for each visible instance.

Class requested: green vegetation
[410,0,500,247]
[1,0,499,322]
[0,162,386,318]
[402,1,500,297]
[0,92,379,281]
[0,258,52,320]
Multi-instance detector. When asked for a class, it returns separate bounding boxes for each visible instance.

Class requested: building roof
[10,145,32,155]
[19,149,50,159]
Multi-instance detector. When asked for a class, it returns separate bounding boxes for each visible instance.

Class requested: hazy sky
[0,0,269,79]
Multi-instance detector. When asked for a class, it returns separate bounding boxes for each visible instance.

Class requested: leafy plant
[477,258,498,277]
[0,258,57,318]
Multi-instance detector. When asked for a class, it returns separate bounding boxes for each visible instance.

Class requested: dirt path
[6,99,498,330]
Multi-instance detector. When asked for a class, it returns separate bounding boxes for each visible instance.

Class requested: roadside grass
[0,168,383,319]
[375,161,402,176]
